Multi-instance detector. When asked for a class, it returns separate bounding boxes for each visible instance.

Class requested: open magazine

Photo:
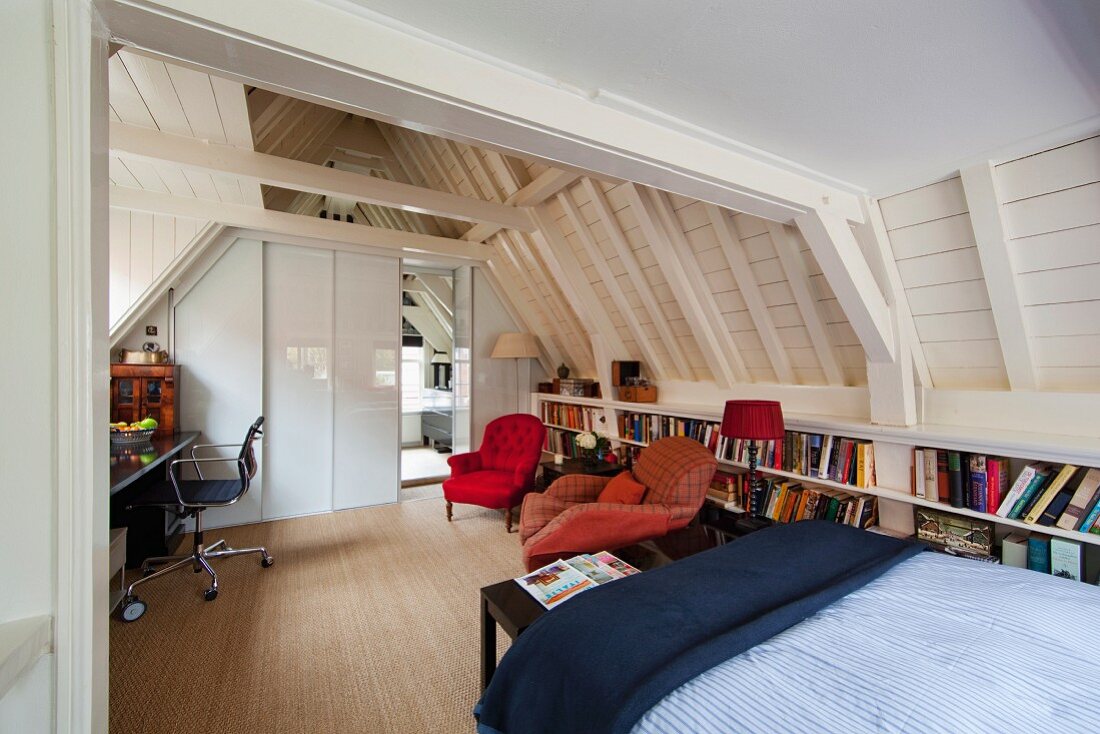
[515,551,641,609]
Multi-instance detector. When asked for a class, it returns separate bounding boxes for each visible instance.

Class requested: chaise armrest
[447,450,483,477]
[545,474,615,503]
[513,457,541,489]
[523,502,672,567]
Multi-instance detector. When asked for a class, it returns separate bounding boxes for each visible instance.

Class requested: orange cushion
[597,471,646,505]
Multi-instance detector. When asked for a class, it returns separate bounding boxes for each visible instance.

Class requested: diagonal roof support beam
[795,209,894,364]
[558,191,672,382]
[462,168,581,242]
[766,222,846,386]
[960,162,1037,391]
[530,205,631,361]
[707,204,796,384]
[110,121,535,231]
[580,178,694,381]
[628,184,747,386]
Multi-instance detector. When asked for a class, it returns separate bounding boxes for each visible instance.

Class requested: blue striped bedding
[633,552,1100,734]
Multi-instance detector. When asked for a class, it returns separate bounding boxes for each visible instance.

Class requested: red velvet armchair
[518,436,717,570]
[443,414,546,532]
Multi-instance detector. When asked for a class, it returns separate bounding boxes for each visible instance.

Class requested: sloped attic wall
[880,134,1100,393]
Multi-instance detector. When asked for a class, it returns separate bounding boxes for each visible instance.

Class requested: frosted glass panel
[263,244,334,519]
[333,252,400,509]
[452,266,472,454]
[176,239,263,529]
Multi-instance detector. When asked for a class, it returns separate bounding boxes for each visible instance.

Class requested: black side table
[538,458,624,489]
[479,579,546,690]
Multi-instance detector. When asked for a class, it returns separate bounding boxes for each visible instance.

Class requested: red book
[841,440,855,484]
[936,450,949,504]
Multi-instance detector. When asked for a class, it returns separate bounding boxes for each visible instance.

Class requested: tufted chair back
[634,436,718,524]
[479,414,547,474]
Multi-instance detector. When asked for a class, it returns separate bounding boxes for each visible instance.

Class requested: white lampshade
[490,332,540,359]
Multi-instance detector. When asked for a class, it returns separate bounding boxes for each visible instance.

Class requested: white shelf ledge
[533,393,1100,466]
[0,615,51,701]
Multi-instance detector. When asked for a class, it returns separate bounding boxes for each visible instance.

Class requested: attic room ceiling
[339,0,1100,195]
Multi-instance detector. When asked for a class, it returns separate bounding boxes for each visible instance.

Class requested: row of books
[717,433,876,489]
[615,410,877,490]
[543,428,585,458]
[539,401,602,432]
[913,447,1100,533]
[516,551,640,609]
[706,470,750,511]
[754,478,879,529]
[1002,532,1088,581]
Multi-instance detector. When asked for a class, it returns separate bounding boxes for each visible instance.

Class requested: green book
[1008,467,1052,519]
[1024,464,1079,524]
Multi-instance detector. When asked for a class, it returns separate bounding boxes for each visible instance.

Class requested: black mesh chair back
[238,416,264,489]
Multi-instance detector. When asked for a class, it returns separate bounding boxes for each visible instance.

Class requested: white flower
[576,432,597,450]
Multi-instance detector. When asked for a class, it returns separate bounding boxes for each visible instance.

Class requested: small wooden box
[619,385,657,403]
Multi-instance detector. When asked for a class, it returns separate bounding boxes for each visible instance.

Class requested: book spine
[968,455,987,513]
[913,449,925,498]
[947,452,965,508]
[1077,481,1100,533]
[998,465,1037,517]
[1025,465,1078,525]
[924,450,939,502]
[936,450,949,505]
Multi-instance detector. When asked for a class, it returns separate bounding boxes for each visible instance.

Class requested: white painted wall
[109,208,204,325]
[0,0,56,726]
[175,239,264,529]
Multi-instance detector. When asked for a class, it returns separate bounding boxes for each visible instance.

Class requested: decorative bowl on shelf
[110,427,156,445]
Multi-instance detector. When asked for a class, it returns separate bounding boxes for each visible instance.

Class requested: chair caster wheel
[261,556,274,568]
[120,596,147,622]
[204,588,218,602]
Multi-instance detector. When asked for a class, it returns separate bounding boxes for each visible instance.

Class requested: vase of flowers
[576,431,610,469]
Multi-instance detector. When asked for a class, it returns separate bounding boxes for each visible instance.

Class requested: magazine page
[581,553,624,579]
[515,560,596,609]
[591,550,641,577]
[564,555,617,585]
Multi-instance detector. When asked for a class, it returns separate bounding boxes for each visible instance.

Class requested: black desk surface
[110,431,199,495]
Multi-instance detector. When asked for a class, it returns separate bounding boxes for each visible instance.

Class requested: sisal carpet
[110,498,524,734]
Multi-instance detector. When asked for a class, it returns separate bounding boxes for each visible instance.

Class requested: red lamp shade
[719,400,785,441]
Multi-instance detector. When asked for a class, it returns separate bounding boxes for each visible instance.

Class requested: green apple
[139,417,158,430]
[139,452,156,465]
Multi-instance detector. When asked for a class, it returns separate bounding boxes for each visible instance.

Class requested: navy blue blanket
[476,521,922,734]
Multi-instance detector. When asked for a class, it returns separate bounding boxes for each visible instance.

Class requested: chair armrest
[167,457,247,508]
[524,503,672,558]
[447,451,482,477]
[545,474,613,503]
[512,457,541,489]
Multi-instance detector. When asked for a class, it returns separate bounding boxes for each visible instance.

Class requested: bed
[476,521,1100,734]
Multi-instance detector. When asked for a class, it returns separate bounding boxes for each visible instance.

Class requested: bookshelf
[531,392,1100,551]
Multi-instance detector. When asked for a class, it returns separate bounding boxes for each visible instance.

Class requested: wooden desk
[109,431,199,568]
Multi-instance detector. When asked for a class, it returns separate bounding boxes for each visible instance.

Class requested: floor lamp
[720,400,785,516]
[490,333,541,414]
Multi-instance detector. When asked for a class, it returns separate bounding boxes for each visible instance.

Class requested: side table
[538,458,623,489]
[479,579,546,691]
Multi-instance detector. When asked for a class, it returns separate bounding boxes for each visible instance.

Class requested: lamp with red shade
[720,400,785,515]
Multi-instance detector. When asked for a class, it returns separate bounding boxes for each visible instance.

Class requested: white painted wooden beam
[462,168,581,242]
[110,121,535,231]
[325,116,392,159]
[580,177,694,381]
[494,232,589,373]
[707,204,796,384]
[795,210,894,363]
[530,205,631,362]
[766,222,845,386]
[628,184,746,386]
[959,162,1037,391]
[110,185,492,261]
[417,274,454,317]
[506,229,596,372]
[557,191,671,381]
[859,197,931,388]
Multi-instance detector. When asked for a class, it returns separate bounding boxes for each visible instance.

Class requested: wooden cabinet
[110,364,180,437]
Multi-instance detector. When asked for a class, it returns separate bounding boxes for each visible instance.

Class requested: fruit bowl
[110,427,156,445]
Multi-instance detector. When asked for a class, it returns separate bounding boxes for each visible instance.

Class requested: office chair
[119,417,273,622]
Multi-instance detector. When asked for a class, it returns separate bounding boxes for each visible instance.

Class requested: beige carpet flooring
[110,498,524,734]
[400,482,444,503]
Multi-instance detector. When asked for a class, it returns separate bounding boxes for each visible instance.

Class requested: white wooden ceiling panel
[1041,368,1100,391]
[108,156,141,188]
[164,64,226,143]
[739,232,776,263]
[913,310,999,342]
[879,177,967,230]
[887,213,976,260]
[748,258,786,286]
[1001,182,1100,239]
[108,56,156,129]
[1025,301,1100,338]
[777,326,813,349]
[770,304,804,329]
[1033,336,1100,368]
[922,339,1005,368]
[121,53,192,136]
[895,247,984,289]
[929,367,1008,390]
[712,290,747,313]
[996,136,1100,203]
[732,213,768,239]
[1009,224,1100,274]
[905,280,991,316]
[759,281,795,307]
[1017,262,1100,306]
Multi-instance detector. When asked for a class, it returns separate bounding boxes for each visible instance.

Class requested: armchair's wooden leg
[505,507,513,533]
[446,501,453,522]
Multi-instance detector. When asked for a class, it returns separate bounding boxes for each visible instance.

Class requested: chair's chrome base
[120,513,273,621]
